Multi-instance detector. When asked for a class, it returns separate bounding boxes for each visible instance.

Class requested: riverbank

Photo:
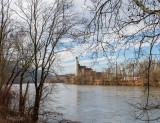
[0,118,11,123]
[69,81,160,86]
[42,84,160,123]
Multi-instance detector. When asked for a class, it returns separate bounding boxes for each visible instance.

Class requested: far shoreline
[13,81,160,87]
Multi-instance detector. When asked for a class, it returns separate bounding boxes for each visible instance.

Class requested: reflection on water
[12,83,160,123]
[46,84,160,123]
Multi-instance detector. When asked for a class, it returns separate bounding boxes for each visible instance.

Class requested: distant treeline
[59,60,160,86]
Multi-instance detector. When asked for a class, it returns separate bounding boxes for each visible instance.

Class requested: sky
[10,0,160,75]
[56,0,160,75]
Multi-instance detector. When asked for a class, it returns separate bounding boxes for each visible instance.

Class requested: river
[13,83,160,123]
[45,84,160,123]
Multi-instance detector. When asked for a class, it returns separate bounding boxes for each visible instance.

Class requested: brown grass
[0,89,33,123]
[0,117,15,123]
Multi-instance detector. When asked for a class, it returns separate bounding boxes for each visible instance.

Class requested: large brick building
[75,57,102,84]
[75,57,93,76]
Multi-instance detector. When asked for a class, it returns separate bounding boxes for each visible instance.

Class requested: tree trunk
[32,88,40,122]
[19,72,25,115]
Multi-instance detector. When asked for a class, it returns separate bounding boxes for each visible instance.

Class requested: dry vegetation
[0,0,80,122]
[0,0,160,122]
[68,59,160,86]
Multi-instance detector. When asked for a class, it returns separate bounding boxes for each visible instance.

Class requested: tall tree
[15,0,77,121]
[0,0,12,97]
[87,0,160,122]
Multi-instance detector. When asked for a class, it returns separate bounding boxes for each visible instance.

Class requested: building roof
[81,68,93,71]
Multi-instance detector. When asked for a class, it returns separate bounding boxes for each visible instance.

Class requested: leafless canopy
[87,0,160,122]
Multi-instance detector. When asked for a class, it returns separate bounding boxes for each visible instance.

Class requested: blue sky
[57,28,160,75]
[56,0,160,75]
[10,0,160,75]
[58,42,160,75]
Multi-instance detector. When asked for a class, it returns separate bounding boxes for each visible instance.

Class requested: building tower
[115,61,117,77]
[120,66,125,81]
[120,66,124,76]
[75,57,79,76]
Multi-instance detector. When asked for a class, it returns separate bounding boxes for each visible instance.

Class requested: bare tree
[14,0,77,121]
[86,0,160,122]
[0,0,12,97]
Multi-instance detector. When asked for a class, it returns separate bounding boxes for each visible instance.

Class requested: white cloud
[60,38,72,43]
[80,56,115,65]
[58,51,75,62]
[61,66,75,74]
[63,62,75,67]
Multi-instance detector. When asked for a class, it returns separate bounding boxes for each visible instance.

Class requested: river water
[13,83,160,123]
[46,84,160,123]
